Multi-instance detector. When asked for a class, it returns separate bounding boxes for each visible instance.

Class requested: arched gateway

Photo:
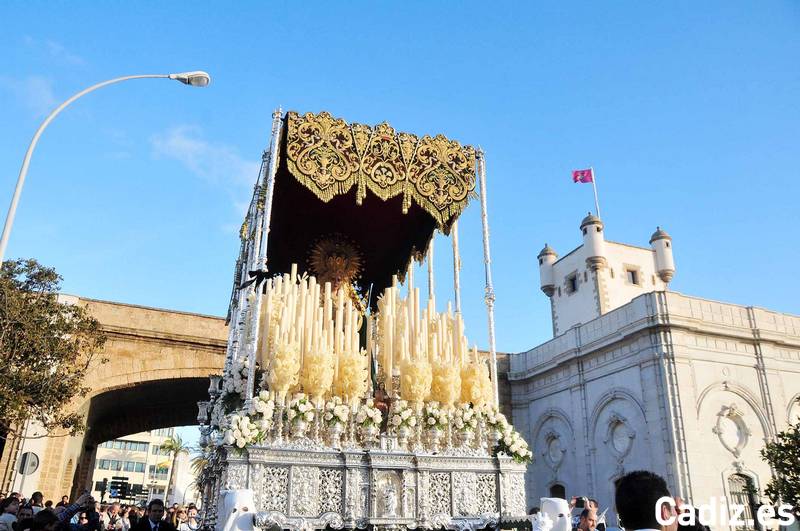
[0,296,227,499]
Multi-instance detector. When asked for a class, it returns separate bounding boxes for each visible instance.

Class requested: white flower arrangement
[389,399,417,430]
[483,406,509,431]
[452,403,479,432]
[323,396,350,427]
[247,391,275,431]
[221,411,267,449]
[355,398,382,428]
[286,393,316,425]
[422,401,449,431]
[497,425,533,464]
[223,356,249,396]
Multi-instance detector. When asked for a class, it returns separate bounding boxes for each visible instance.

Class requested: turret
[580,213,606,270]
[538,244,558,297]
[650,226,675,283]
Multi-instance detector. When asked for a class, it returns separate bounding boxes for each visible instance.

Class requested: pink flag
[572,168,594,183]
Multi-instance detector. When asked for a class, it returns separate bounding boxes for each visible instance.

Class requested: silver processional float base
[212,441,527,531]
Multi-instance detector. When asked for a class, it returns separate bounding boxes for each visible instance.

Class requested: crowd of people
[528,470,711,531]
[0,492,200,531]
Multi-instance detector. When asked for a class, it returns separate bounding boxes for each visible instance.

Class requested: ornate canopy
[284,111,477,232]
[256,111,477,303]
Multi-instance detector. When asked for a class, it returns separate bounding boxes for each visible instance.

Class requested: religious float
[195,110,532,531]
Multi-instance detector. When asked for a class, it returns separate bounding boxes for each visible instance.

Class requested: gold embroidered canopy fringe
[283,111,476,233]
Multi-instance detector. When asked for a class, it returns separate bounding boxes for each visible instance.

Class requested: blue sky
[2,1,799,362]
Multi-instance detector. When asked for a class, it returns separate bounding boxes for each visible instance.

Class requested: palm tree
[159,434,190,504]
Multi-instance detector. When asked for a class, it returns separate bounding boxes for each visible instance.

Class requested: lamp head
[169,71,211,87]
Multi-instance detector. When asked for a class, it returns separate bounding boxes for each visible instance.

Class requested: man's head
[60,497,68,505]
[147,500,165,524]
[578,509,598,531]
[187,508,197,520]
[109,503,120,516]
[588,499,599,510]
[31,510,59,531]
[615,470,676,531]
[31,493,43,506]
[17,505,34,520]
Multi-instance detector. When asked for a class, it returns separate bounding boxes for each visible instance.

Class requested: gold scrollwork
[284,111,475,232]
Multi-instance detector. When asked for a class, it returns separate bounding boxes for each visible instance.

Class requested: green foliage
[760,407,800,507]
[0,258,106,436]
[159,434,190,457]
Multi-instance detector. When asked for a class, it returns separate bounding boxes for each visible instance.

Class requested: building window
[149,465,170,480]
[566,274,578,294]
[728,474,758,530]
[549,484,566,499]
[625,268,640,286]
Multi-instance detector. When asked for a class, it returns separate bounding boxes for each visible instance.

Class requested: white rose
[455,419,464,429]
[392,415,401,426]
[304,411,314,422]
[235,438,246,448]
[409,417,417,427]
[356,412,367,424]
[427,417,436,426]
[401,409,411,420]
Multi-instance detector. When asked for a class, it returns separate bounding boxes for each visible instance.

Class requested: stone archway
[0,296,227,499]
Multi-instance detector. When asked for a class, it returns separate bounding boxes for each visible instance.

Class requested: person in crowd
[101,504,121,531]
[575,508,597,531]
[183,508,197,531]
[12,505,34,531]
[614,470,678,531]
[29,495,43,516]
[0,497,20,531]
[125,507,138,531]
[131,500,176,531]
[9,497,20,504]
[55,499,69,510]
[165,508,176,530]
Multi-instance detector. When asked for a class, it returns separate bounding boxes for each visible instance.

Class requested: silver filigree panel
[319,468,343,515]
[502,473,526,516]
[252,465,289,513]
[476,474,497,514]
[429,472,451,517]
[226,464,248,490]
[291,466,321,516]
[453,472,479,516]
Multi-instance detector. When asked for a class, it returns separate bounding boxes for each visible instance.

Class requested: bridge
[0,296,227,498]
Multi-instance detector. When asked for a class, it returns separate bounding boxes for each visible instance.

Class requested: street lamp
[0,70,211,263]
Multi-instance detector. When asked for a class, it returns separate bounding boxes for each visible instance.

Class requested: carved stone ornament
[603,412,636,461]
[542,430,566,470]
[712,403,751,458]
[284,111,477,232]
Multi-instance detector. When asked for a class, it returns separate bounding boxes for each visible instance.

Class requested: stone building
[510,216,800,528]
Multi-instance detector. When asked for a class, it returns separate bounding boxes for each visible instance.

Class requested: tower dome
[538,243,558,297]
[580,212,606,269]
[650,226,676,283]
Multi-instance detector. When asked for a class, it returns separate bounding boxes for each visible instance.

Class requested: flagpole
[590,166,601,218]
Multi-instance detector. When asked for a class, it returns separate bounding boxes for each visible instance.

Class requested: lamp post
[0,71,211,263]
